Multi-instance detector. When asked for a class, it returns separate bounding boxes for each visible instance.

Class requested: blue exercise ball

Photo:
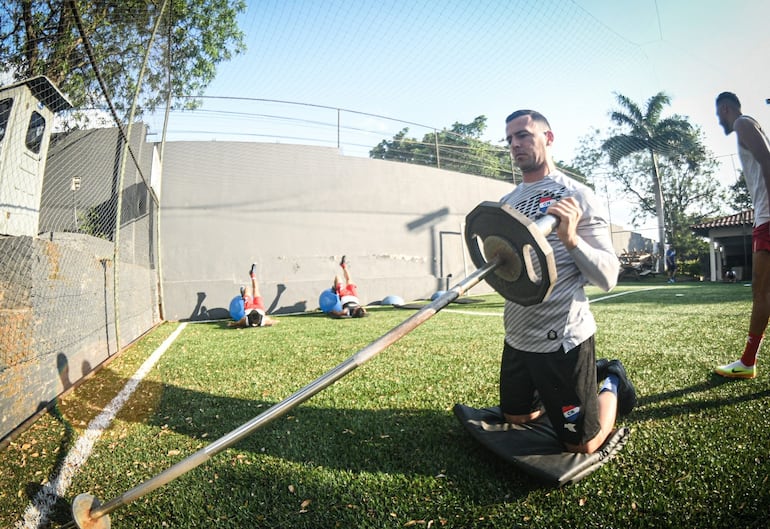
[431,290,447,301]
[319,288,342,313]
[382,294,404,306]
[229,295,246,321]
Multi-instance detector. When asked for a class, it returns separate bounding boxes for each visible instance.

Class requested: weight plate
[464,201,556,306]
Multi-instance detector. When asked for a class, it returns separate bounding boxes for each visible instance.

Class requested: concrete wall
[3,128,510,443]
[610,226,654,254]
[160,143,513,321]
[0,124,160,443]
[0,233,159,441]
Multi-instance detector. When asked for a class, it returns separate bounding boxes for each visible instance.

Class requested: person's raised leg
[340,255,353,284]
[249,263,261,298]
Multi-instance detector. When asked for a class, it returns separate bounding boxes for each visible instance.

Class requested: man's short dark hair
[352,305,367,318]
[247,310,264,327]
[716,92,741,109]
[505,109,551,129]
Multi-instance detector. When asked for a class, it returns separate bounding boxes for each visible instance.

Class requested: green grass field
[2,280,769,528]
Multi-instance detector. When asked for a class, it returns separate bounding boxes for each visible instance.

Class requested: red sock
[741,333,763,366]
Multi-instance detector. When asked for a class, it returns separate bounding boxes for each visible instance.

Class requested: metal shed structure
[0,76,71,236]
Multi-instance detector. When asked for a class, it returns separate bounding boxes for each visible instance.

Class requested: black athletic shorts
[499,336,600,447]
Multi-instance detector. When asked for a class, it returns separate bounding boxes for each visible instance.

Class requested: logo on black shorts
[562,405,581,433]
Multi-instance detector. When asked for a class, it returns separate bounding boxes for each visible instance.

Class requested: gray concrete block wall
[1,134,509,442]
[159,142,513,321]
[0,233,159,441]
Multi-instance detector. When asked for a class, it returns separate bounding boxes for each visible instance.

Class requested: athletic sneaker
[239,285,246,298]
[606,359,637,416]
[249,263,257,278]
[715,359,756,379]
[596,358,610,382]
[340,255,347,267]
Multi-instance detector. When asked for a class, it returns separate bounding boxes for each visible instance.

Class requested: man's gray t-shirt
[500,170,618,353]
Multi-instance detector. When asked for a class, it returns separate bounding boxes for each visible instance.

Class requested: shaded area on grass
[633,375,770,421]
[4,284,770,529]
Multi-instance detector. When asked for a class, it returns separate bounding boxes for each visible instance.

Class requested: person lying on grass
[320,256,368,319]
[228,263,278,328]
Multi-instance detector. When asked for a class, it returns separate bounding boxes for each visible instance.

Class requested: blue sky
[149,0,770,237]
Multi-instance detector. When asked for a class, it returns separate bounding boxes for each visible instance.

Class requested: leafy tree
[573,122,724,277]
[371,116,596,184]
[0,0,246,119]
[370,116,511,180]
[728,172,752,212]
[370,128,434,165]
[601,92,704,272]
[659,148,724,276]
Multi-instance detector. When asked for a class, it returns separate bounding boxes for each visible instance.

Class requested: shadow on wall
[32,351,93,418]
[188,283,305,321]
[8,353,92,450]
[405,207,449,231]
[52,352,92,396]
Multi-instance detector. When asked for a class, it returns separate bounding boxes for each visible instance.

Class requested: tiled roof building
[691,210,753,281]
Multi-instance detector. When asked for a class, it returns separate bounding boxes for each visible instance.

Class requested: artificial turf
[2,280,769,528]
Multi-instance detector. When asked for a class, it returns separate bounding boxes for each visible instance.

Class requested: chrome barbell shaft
[534,213,559,237]
[73,212,560,527]
[75,257,503,525]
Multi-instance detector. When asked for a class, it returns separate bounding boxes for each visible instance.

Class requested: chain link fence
[0,2,164,444]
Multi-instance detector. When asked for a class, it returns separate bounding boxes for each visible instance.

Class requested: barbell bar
[66,202,558,529]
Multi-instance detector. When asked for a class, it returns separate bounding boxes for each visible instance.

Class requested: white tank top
[737,116,770,226]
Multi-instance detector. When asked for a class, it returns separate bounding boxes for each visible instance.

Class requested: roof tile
[691,210,753,230]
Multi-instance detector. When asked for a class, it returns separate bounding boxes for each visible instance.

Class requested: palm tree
[602,92,703,273]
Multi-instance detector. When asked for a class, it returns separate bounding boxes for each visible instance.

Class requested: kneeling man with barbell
[497,109,636,455]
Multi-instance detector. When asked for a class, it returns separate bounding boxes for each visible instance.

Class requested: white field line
[17,322,188,529]
[441,287,663,316]
[589,286,663,303]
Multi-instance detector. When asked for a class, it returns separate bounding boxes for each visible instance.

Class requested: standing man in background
[665,246,677,283]
[714,92,770,379]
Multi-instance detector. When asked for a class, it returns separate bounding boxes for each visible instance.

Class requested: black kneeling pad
[453,403,630,486]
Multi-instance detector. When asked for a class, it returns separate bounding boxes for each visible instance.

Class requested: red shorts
[336,283,359,298]
[244,296,265,312]
[753,222,770,253]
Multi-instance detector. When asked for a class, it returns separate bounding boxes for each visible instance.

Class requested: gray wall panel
[160,142,512,320]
